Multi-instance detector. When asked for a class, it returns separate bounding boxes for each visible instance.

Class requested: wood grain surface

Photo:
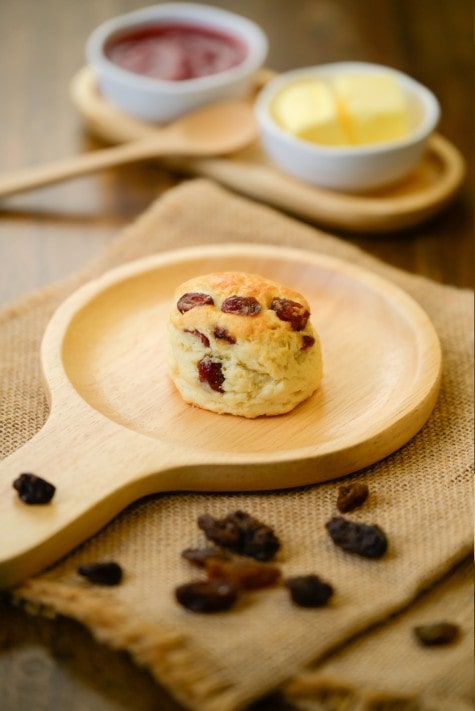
[0,1,472,710]
[69,65,467,234]
[0,246,442,589]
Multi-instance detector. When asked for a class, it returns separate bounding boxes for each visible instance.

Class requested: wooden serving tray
[70,66,465,234]
[0,244,442,587]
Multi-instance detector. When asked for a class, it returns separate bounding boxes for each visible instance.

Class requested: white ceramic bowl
[255,62,440,192]
[86,3,268,123]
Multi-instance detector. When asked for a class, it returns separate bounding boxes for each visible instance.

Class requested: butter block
[271,79,349,145]
[333,73,409,145]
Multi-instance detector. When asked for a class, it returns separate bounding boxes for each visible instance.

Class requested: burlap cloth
[1,179,473,711]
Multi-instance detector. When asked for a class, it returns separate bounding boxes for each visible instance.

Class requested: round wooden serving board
[0,244,441,588]
[70,66,465,234]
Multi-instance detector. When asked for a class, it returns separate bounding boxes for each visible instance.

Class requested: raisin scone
[167,272,323,418]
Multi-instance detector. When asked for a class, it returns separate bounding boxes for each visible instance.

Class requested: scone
[167,272,323,418]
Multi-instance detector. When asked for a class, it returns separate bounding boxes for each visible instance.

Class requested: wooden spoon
[0,100,257,197]
[0,244,441,589]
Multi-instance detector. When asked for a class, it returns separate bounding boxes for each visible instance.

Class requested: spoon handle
[0,135,179,197]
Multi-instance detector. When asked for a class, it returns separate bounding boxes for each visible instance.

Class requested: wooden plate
[0,244,441,587]
[70,66,465,233]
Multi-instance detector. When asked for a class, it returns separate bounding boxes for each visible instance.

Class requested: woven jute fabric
[1,180,473,711]
[283,556,473,711]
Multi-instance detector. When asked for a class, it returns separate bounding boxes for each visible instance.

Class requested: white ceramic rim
[255,61,441,156]
[86,3,268,93]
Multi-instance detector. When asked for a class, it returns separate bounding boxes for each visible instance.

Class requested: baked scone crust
[168,272,323,418]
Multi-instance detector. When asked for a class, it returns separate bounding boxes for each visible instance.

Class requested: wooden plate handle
[0,408,191,589]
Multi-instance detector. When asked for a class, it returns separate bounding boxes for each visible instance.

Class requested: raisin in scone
[167,272,323,418]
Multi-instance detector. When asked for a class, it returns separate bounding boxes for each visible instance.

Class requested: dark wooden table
[0,1,473,710]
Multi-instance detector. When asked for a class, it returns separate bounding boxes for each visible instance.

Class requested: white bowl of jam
[86,3,268,123]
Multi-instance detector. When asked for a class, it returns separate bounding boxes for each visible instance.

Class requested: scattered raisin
[184,328,210,347]
[206,558,281,590]
[213,326,236,344]
[181,547,231,568]
[198,356,225,392]
[270,298,309,331]
[197,510,281,561]
[177,292,214,313]
[326,516,387,559]
[78,561,123,586]
[337,482,369,513]
[414,621,459,646]
[175,580,238,613]
[301,335,315,350]
[13,472,56,504]
[221,295,261,316]
[285,575,334,607]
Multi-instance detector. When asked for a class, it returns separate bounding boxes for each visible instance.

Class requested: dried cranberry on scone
[167,272,323,417]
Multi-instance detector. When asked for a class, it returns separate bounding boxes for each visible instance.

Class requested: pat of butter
[333,73,410,145]
[271,80,349,145]
[271,72,411,147]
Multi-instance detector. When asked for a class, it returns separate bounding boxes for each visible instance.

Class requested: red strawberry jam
[106,23,247,81]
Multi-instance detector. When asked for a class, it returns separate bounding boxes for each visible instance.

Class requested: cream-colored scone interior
[167,271,323,418]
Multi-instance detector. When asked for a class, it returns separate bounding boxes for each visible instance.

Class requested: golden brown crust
[171,272,313,343]
[168,272,323,418]
[176,271,311,309]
